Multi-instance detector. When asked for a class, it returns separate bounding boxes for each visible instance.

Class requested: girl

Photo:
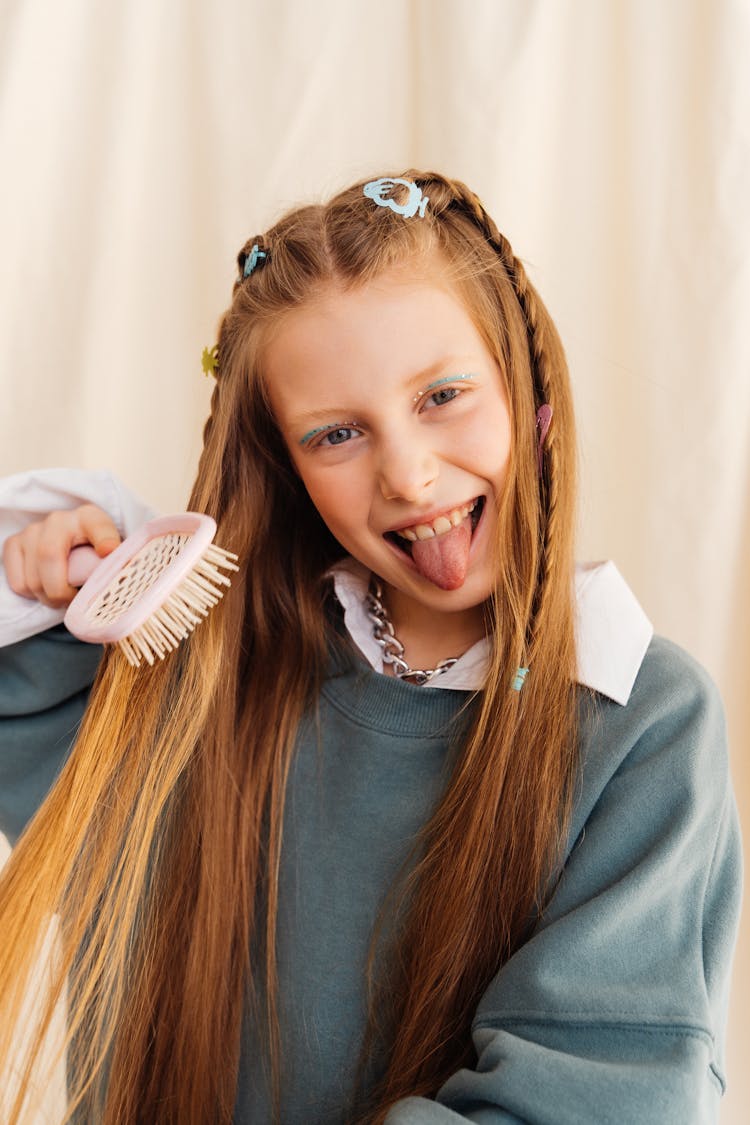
[0,172,742,1124]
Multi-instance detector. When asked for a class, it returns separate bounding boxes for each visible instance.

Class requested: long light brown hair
[0,172,578,1124]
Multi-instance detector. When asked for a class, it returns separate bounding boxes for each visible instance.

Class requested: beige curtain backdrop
[0,0,747,1120]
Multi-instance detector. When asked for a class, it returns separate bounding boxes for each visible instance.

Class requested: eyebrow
[288,357,478,433]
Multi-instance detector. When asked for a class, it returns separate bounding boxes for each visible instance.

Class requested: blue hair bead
[512,666,529,692]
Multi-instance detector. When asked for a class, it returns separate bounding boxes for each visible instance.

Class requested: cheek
[452,404,512,481]
[295,467,370,536]
[489,412,513,479]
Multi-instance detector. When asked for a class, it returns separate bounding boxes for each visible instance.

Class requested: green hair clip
[201,345,219,378]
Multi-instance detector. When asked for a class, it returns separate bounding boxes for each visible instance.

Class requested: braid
[199,368,221,453]
[491,233,560,653]
[512,274,562,657]
[191,306,237,521]
[197,230,268,463]
[427,177,561,660]
[198,308,228,461]
[441,178,550,405]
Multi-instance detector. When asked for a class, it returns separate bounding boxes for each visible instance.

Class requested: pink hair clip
[536,404,553,476]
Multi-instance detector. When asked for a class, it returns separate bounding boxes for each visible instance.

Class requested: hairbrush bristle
[118,544,239,666]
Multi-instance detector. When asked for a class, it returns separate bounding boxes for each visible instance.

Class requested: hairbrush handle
[67,545,104,588]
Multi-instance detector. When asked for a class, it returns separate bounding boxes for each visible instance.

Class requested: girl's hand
[2,504,122,609]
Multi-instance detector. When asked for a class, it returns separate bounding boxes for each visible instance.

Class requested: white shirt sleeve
[0,468,159,647]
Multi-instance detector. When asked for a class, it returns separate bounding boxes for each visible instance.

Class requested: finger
[23,522,78,607]
[36,505,122,604]
[35,512,96,605]
[7,529,65,609]
[72,504,122,557]
[2,533,35,599]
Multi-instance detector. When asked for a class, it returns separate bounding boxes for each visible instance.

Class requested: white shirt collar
[329,557,653,705]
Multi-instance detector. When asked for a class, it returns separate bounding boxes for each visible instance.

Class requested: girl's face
[263,268,512,626]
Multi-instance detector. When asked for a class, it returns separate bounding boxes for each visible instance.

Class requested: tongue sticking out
[409,516,472,590]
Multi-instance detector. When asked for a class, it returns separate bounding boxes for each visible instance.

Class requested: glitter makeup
[412,373,476,404]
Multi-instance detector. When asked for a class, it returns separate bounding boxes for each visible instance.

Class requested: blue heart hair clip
[243,243,268,278]
[363,177,429,219]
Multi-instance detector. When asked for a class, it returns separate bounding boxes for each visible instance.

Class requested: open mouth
[384,495,486,559]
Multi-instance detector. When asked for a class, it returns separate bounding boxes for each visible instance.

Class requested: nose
[377,437,438,503]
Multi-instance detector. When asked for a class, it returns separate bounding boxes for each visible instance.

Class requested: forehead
[261,269,492,401]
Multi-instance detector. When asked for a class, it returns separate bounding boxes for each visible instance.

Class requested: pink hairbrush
[63,513,239,667]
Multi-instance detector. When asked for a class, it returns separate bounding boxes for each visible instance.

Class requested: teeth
[394,500,478,542]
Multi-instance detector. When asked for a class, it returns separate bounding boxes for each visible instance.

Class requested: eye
[299,420,363,449]
[425,386,461,408]
[305,423,362,447]
[413,373,477,411]
[418,384,469,412]
[316,425,361,448]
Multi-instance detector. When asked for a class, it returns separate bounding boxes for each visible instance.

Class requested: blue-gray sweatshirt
[0,625,742,1124]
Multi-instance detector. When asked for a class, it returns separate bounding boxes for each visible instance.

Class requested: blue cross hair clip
[243,243,268,278]
[363,177,429,219]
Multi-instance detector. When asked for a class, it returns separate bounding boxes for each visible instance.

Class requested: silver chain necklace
[365,579,458,686]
